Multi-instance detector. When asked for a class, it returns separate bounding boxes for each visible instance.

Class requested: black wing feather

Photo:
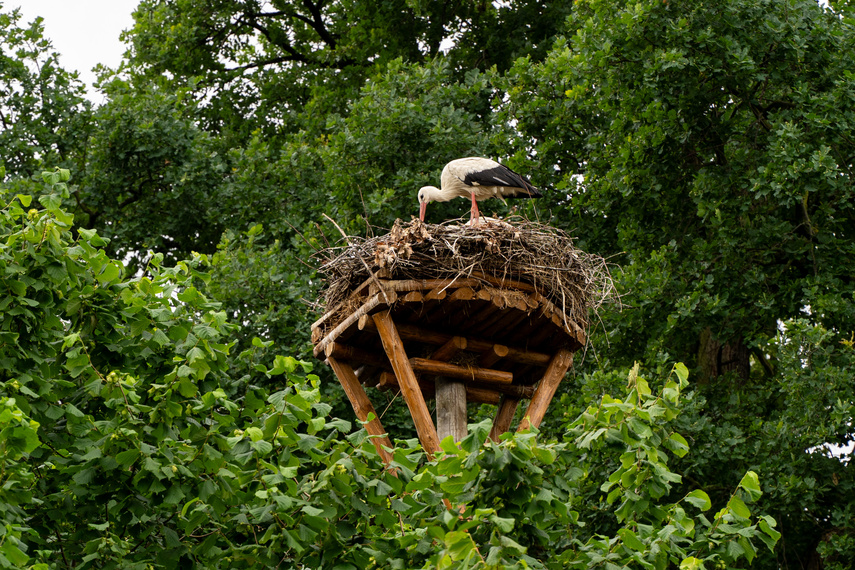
[461,164,542,198]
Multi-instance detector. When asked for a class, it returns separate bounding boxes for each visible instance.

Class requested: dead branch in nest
[312,217,619,330]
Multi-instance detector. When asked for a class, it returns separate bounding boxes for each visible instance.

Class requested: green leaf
[673,362,689,386]
[738,471,762,502]
[727,495,751,519]
[97,262,121,284]
[619,527,646,551]
[16,194,32,207]
[684,489,711,511]
[38,193,62,211]
[0,540,30,567]
[665,432,689,457]
[679,557,704,570]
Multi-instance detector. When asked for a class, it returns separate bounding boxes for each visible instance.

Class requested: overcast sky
[13,0,139,102]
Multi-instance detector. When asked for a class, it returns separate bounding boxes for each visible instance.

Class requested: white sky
[13,0,139,102]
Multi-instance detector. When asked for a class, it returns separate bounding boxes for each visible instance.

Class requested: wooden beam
[430,336,467,361]
[518,348,574,431]
[436,378,467,442]
[327,356,393,464]
[325,342,390,370]
[469,270,537,292]
[358,318,552,366]
[478,344,509,368]
[409,358,513,385]
[368,278,482,295]
[372,310,441,455]
[489,396,520,442]
[313,291,397,357]
[377,372,502,404]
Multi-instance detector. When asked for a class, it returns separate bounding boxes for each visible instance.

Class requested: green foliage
[0,172,779,568]
[0,6,89,175]
[5,0,855,565]
[69,81,227,268]
[505,0,855,365]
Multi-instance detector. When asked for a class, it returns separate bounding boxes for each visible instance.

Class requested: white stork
[418,157,541,225]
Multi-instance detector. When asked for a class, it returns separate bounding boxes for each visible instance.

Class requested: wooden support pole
[436,378,467,442]
[518,348,574,432]
[327,356,393,464]
[409,358,513,385]
[489,396,521,442]
[372,310,441,455]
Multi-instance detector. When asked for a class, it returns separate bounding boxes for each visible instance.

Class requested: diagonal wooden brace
[517,348,574,432]
[489,396,520,442]
[372,310,442,455]
[327,356,394,465]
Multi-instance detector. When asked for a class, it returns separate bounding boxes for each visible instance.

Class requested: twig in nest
[322,213,393,304]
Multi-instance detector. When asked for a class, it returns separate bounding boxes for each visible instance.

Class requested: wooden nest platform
[310,218,613,461]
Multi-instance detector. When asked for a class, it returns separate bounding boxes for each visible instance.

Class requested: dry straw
[313,217,617,332]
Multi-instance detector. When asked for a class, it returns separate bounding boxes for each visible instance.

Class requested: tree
[1,170,778,568]
[0,6,89,175]
[505,0,855,379]
[125,0,573,142]
[503,0,855,565]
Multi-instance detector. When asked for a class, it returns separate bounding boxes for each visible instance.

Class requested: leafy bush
[0,171,779,568]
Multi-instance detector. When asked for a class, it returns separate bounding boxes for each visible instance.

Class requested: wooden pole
[372,310,442,455]
[436,378,467,442]
[377,372,530,401]
[518,348,574,432]
[489,396,520,442]
[409,358,513,384]
[327,356,393,464]
[478,344,509,368]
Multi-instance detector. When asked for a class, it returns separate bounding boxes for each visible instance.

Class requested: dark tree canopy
[1,0,854,567]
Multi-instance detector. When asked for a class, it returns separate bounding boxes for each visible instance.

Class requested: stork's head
[417,186,438,221]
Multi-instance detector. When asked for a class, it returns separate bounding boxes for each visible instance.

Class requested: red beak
[419,201,426,222]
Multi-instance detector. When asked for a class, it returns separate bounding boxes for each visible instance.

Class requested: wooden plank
[425,286,449,301]
[489,396,520,442]
[327,356,393,464]
[471,305,519,337]
[359,318,552,366]
[313,291,397,357]
[466,386,502,405]
[518,349,574,431]
[436,378,467,442]
[372,310,441,455]
[531,292,587,343]
[409,358,513,384]
[378,372,502,404]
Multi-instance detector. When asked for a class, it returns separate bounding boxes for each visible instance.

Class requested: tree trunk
[697,327,750,383]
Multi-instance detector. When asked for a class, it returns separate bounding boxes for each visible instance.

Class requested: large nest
[313,217,616,333]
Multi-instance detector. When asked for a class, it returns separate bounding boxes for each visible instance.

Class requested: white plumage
[418,157,541,225]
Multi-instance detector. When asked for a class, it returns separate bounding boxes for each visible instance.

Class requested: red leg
[470,192,481,225]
